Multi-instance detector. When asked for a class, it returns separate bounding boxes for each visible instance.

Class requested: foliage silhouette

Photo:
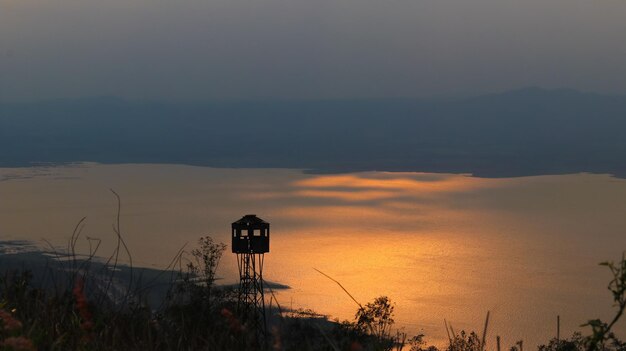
[582,254,626,351]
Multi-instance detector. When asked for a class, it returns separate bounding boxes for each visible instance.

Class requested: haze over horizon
[1,0,626,102]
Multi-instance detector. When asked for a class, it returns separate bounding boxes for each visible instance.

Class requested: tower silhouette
[231,214,269,338]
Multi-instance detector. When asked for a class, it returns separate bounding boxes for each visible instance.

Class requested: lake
[1,163,625,347]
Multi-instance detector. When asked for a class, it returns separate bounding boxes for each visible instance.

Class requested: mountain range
[2,87,626,178]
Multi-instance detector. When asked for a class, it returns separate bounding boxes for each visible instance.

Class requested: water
[1,163,625,347]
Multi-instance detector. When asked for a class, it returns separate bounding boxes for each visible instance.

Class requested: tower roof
[232,214,268,226]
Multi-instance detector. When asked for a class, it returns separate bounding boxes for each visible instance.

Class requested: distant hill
[2,88,626,177]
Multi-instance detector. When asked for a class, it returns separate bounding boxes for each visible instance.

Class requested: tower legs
[236,253,267,341]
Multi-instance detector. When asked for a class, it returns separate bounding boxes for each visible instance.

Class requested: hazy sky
[1,0,625,101]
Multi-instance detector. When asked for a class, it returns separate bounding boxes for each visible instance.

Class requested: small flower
[221,308,243,333]
[73,278,95,342]
[350,341,364,351]
[0,309,23,332]
[271,325,282,350]
[0,336,36,351]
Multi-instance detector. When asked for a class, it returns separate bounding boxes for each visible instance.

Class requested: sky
[1,0,626,102]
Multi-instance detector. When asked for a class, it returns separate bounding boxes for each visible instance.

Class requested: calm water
[1,164,625,347]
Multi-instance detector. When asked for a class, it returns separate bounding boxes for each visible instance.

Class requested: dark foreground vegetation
[2,240,624,351]
[1,198,625,350]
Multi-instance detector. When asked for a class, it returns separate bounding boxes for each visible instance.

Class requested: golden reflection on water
[1,164,626,347]
[293,172,499,193]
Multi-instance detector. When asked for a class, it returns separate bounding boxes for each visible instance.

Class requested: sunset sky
[1,0,626,101]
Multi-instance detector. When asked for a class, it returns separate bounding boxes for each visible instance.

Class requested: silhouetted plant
[188,235,227,302]
[538,333,585,351]
[408,334,439,351]
[583,254,626,351]
[446,331,481,351]
[355,296,396,349]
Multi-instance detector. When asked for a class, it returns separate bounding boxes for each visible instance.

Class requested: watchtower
[232,214,269,337]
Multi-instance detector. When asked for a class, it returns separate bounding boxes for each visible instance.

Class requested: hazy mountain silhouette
[2,87,626,178]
